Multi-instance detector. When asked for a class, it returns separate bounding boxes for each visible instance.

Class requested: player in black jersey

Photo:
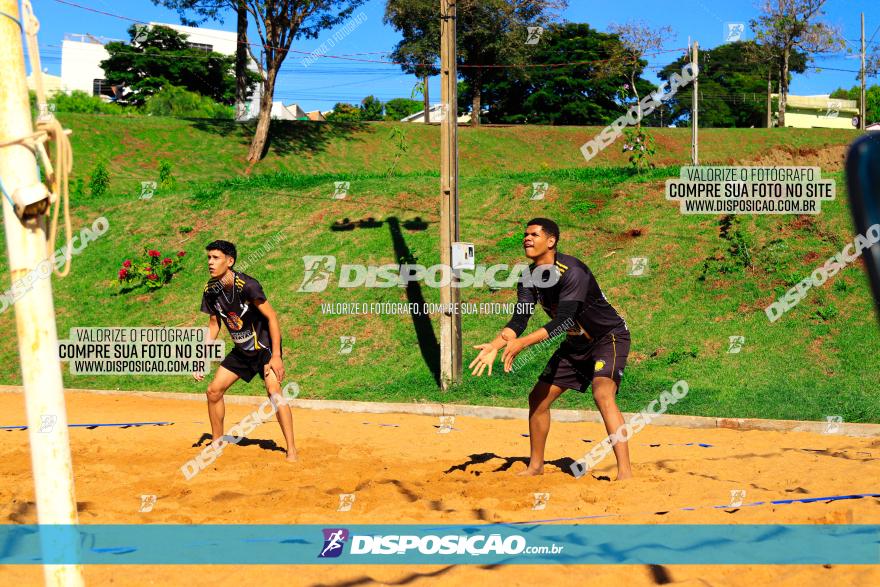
[470,218,633,479]
[195,240,297,462]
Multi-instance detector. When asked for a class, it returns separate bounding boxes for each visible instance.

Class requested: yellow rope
[0,0,75,277]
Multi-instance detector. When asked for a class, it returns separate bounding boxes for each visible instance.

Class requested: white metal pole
[0,1,83,584]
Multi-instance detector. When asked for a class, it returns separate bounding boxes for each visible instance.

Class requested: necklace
[221,271,236,305]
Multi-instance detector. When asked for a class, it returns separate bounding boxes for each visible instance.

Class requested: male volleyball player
[194,240,297,461]
[470,218,632,479]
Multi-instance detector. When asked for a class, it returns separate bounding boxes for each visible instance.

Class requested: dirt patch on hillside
[739,145,847,171]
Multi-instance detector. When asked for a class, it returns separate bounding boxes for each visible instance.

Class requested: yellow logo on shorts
[595,360,605,371]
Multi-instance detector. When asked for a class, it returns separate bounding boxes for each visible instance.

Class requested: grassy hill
[1,114,877,423]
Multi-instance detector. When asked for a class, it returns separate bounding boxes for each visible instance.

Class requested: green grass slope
[0,115,876,423]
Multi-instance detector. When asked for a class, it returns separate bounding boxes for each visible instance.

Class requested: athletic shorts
[220,347,275,383]
[538,327,631,393]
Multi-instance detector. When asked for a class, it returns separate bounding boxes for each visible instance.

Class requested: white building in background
[401,103,471,124]
[270,102,307,120]
[60,23,261,118]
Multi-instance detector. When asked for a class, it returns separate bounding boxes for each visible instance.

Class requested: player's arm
[501,268,586,372]
[470,282,536,376]
[207,314,221,341]
[255,299,285,381]
[195,289,222,380]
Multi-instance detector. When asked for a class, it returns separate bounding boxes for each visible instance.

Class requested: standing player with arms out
[470,219,633,479]
[194,240,297,462]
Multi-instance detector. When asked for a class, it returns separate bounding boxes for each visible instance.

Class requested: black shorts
[538,327,631,393]
[220,347,275,383]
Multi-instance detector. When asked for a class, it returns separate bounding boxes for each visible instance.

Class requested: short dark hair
[205,240,237,265]
[526,218,560,248]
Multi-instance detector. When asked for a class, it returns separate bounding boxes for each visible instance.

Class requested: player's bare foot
[616,469,633,481]
[517,465,544,476]
[286,451,298,462]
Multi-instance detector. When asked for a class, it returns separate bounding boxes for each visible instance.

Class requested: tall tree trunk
[631,72,640,129]
[246,70,277,170]
[423,75,430,124]
[235,0,248,115]
[471,77,481,127]
[766,71,772,128]
[779,47,790,128]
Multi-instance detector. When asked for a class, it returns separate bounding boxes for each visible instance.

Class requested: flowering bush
[118,248,186,291]
[622,127,656,172]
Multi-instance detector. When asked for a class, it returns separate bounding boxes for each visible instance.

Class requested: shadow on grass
[188,119,370,159]
[326,215,439,385]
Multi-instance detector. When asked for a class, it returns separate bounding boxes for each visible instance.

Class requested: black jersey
[200,272,272,354]
[505,252,627,351]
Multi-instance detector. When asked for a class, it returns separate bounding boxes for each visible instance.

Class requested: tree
[384,97,423,120]
[384,0,567,127]
[750,0,844,127]
[456,0,566,127]
[605,22,673,129]
[360,95,384,120]
[477,23,638,125]
[240,0,366,168]
[326,103,363,121]
[101,25,254,105]
[385,0,440,123]
[657,41,807,128]
[150,1,252,115]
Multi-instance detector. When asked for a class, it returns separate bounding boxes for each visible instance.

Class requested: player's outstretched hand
[193,371,205,382]
[266,356,285,382]
[501,338,526,373]
[469,344,498,377]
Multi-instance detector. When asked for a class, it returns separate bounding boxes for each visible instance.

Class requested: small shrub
[88,162,110,198]
[143,86,233,119]
[622,127,656,172]
[158,159,176,190]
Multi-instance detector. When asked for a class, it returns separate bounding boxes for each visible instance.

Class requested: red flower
[118,268,128,279]
[162,258,173,266]
[147,273,158,281]
[147,250,160,258]
[177,251,186,258]
[122,259,132,268]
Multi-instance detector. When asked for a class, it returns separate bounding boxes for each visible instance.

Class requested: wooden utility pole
[0,1,83,585]
[439,0,461,389]
[691,40,699,165]
[861,13,866,131]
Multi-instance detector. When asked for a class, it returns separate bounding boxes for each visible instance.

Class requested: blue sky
[33,0,880,113]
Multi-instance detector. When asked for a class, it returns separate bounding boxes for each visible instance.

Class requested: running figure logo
[530,182,549,201]
[729,489,746,508]
[337,494,356,512]
[318,528,350,558]
[140,181,157,200]
[339,336,356,354]
[332,182,350,200]
[38,414,57,433]
[139,495,157,512]
[725,23,745,43]
[532,492,550,511]
[526,26,544,45]
[628,257,649,276]
[823,415,843,434]
[727,336,745,354]
[438,415,455,434]
[298,256,337,292]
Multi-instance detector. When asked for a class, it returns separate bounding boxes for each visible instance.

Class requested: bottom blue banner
[1,524,878,565]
